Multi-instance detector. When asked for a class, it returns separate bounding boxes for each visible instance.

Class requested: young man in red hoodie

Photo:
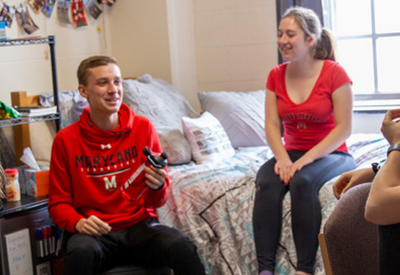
[48,56,205,275]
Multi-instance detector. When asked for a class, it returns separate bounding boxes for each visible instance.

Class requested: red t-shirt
[267,60,352,152]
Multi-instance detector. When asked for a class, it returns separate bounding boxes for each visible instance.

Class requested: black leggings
[253,151,356,274]
[63,218,205,275]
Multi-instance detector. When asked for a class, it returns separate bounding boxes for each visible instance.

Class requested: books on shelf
[14,106,57,117]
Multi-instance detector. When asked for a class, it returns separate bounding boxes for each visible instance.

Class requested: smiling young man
[48,56,205,275]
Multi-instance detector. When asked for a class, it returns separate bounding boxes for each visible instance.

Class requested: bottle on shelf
[4,168,20,202]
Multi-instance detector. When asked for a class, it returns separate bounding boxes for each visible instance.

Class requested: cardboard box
[17,166,50,197]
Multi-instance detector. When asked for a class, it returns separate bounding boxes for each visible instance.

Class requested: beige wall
[0,1,112,106]
[0,1,278,111]
[108,0,278,112]
[194,0,277,94]
[108,0,172,83]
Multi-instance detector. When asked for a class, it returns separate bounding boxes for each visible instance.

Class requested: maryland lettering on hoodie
[75,146,138,168]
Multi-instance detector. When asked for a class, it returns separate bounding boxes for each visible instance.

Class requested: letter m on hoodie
[104,176,117,191]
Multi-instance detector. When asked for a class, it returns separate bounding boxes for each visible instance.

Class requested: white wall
[0,1,112,106]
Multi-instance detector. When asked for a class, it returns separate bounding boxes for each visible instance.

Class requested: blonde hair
[282,6,336,61]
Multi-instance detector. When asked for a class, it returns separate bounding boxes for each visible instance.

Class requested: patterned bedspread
[157,133,388,275]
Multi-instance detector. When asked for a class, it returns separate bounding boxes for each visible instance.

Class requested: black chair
[96,265,172,275]
[59,232,172,275]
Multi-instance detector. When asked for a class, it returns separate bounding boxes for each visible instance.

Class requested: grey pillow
[123,75,199,133]
[123,75,199,165]
[198,90,267,149]
[158,128,192,165]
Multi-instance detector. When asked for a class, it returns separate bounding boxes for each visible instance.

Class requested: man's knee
[66,234,103,260]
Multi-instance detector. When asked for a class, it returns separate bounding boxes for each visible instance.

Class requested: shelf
[0,113,61,128]
[0,194,48,218]
[0,35,60,132]
[0,36,55,47]
[0,36,60,166]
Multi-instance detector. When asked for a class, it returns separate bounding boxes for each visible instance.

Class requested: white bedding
[158,133,388,275]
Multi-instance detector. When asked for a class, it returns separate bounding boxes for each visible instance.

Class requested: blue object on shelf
[0,22,5,41]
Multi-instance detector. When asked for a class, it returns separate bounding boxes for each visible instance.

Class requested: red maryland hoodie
[48,103,169,233]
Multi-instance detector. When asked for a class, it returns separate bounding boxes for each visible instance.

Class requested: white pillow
[182,112,235,164]
[198,90,267,149]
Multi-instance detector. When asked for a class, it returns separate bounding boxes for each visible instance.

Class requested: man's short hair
[77,56,118,86]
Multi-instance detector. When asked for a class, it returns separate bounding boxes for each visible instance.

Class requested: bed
[157,135,388,275]
[27,75,388,275]
[120,75,389,275]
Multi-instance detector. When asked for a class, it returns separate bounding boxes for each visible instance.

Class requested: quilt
[157,133,388,275]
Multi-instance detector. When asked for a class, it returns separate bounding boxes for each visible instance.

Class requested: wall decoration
[57,0,71,24]
[0,3,15,27]
[41,0,55,18]
[15,4,39,34]
[97,0,116,7]
[28,0,44,14]
[83,0,102,20]
[71,0,87,27]
[0,0,117,35]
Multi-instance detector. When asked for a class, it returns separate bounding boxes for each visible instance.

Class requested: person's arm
[289,83,353,177]
[365,109,400,225]
[48,132,113,235]
[265,89,292,185]
[332,168,375,199]
[141,121,170,208]
[75,216,111,236]
[48,134,85,233]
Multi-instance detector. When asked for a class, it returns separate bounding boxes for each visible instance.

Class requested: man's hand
[75,215,112,236]
[381,109,400,145]
[144,166,167,190]
[332,168,375,199]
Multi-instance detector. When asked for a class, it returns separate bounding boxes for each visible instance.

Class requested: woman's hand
[290,156,314,178]
[144,166,167,190]
[275,158,293,186]
[332,168,374,199]
[275,156,314,186]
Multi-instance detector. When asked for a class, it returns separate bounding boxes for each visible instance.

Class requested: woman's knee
[290,174,315,197]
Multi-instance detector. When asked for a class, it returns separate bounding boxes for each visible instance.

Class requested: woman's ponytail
[314,28,336,61]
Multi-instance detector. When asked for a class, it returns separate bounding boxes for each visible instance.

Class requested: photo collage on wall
[0,3,15,27]
[0,0,116,35]
[15,4,39,34]
[28,0,56,18]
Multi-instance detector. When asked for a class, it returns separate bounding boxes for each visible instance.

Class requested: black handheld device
[142,146,168,168]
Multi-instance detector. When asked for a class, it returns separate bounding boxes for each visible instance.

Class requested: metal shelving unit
[0,36,61,131]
